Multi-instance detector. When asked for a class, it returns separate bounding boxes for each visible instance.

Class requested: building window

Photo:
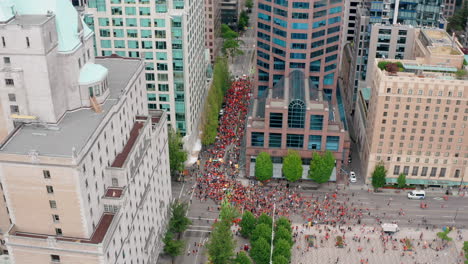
[10,105,19,114]
[5,79,14,86]
[52,214,60,223]
[288,99,305,128]
[286,134,304,148]
[393,165,400,175]
[8,93,16,102]
[26,37,30,47]
[430,167,437,177]
[310,115,324,130]
[325,136,339,151]
[454,169,460,178]
[308,135,322,150]
[51,255,60,262]
[411,166,419,176]
[251,132,264,147]
[55,228,63,236]
[269,113,283,128]
[46,185,54,194]
[403,166,409,175]
[3,57,10,64]
[439,168,446,177]
[42,170,51,179]
[269,133,282,148]
[421,167,428,176]
[49,200,57,209]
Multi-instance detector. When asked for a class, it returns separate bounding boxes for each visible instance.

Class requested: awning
[386,177,461,186]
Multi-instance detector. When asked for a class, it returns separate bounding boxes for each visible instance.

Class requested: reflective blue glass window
[290,53,306,59]
[328,26,340,34]
[273,38,286,47]
[258,32,271,41]
[274,57,285,70]
[310,60,321,72]
[325,54,337,62]
[325,63,336,72]
[287,134,304,148]
[328,16,341,25]
[326,136,340,151]
[291,33,307,39]
[308,135,322,150]
[258,22,271,31]
[292,23,308,29]
[313,20,326,29]
[272,47,285,57]
[324,73,334,85]
[274,8,288,17]
[292,12,308,19]
[258,3,272,11]
[273,28,287,37]
[257,59,270,69]
[292,2,309,8]
[288,99,305,128]
[329,6,342,14]
[258,12,271,22]
[326,45,338,53]
[291,43,307,49]
[251,132,265,147]
[311,40,324,48]
[290,62,305,68]
[310,115,324,130]
[258,50,271,60]
[312,30,325,38]
[274,0,288,7]
[269,133,282,148]
[273,18,287,28]
[310,49,324,58]
[258,41,271,51]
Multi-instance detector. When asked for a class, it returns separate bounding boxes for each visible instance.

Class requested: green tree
[223,38,244,63]
[207,221,236,264]
[273,239,291,261]
[250,237,271,264]
[397,173,406,189]
[308,151,335,183]
[437,229,453,241]
[234,251,253,264]
[219,200,240,224]
[274,226,292,246]
[282,150,303,182]
[275,217,291,232]
[168,201,191,234]
[168,129,187,180]
[221,24,238,39]
[163,231,185,257]
[238,11,249,31]
[240,211,257,238]
[272,255,289,264]
[201,57,230,146]
[257,213,273,227]
[255,152,273,181]
[447,1,468,32]
[245,0,253,9]
[371,163,387,191]
[251,223,272,243]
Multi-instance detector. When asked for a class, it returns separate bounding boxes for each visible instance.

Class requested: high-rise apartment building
[0,0,171,263]
[205,0,221,62]
[341,0,445,115]
[85,0,207,150]
[359,28,468,186]
[255,0,344,100]
[246,70,350,179]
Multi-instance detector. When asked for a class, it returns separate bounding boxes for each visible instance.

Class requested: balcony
[103,187,127,207]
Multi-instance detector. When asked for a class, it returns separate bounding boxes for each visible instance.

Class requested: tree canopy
[255,152,273,181]
[282,150,303,182]
[371,163,387,190]
[238,11,250,31]
[201,57,230,145]
[447,1,468,32]
[234,251,253,264]
[272,255,289,264]
[397,173,406,189]
[240,210,257,238]
[168,129,187,179]
[207,221,236,264]
[245,0,253,9]
[168,201,191,234]
[251,223,272,243]
[273,239,291,262]
[308,151,335,183]
[274,226,293,246]
[162,231,185,257]
[257,213,273,227]
[250,237,271,264]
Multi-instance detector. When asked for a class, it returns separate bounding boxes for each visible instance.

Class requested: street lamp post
[270,203,276,264]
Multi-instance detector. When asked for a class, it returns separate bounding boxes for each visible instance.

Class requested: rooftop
[104,188,124,198]
[12,213,114,244]
[421,29,462,56]
[111,121,144,168]
[7,15,50,25]
[0,57,142,157]
[2,0,93,52]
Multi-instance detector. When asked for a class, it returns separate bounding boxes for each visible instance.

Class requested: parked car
[349,171,357,183]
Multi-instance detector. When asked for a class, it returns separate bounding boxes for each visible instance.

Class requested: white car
[349,171,357,183]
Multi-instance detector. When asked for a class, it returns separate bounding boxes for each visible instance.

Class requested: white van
[407,190,425,200]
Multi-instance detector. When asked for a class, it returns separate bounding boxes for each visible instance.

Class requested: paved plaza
[292,225,467,264]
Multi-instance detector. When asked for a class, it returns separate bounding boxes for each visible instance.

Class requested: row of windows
[393,165,460,178]
[385,88,464,97]
[268,112,324,130]
[251,132,340,150]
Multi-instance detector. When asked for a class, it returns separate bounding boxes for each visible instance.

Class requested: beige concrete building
[205,0,222,62]
[0,0,172,263]
[360,28,468,187]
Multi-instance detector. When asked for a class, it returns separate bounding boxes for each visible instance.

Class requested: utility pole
[270,203,276,264]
